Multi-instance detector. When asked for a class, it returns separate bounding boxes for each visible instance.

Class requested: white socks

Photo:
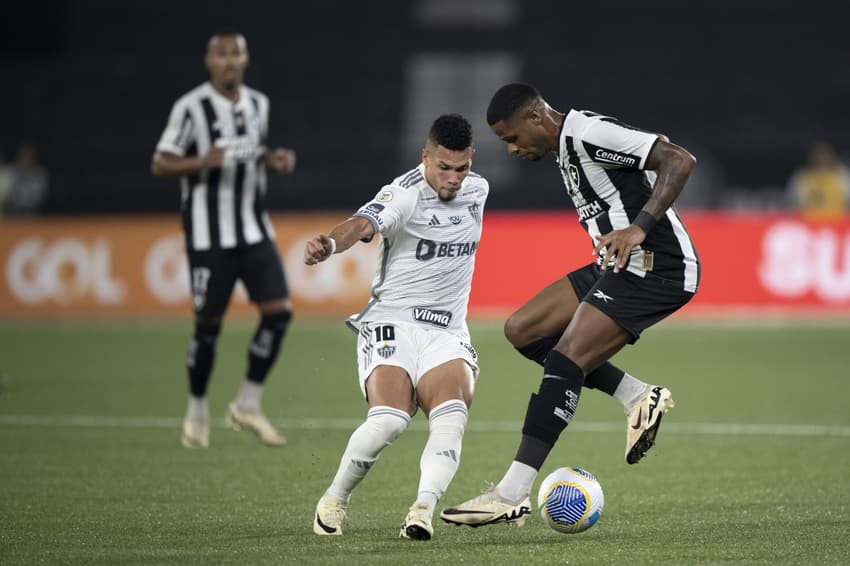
[415,400,469,510]
[235,379,264,413]
[327,406,410,502]
[496,461,538,504]
[614,373,649,409]
[325,399,469,513]
[186,395,209,422]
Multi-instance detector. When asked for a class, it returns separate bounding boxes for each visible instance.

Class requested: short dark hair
[428,114,473,151]
[486,83,540,125]
[207,32,247,50]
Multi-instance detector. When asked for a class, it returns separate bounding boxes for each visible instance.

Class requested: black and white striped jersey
[557,110,700,292]
[156,82,274,251]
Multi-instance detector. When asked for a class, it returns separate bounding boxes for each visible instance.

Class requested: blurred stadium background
[1,1,849,564]
[2,0,850,319]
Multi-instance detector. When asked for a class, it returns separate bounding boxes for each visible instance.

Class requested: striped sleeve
[156,97,195,156]
[257,92,270,143]
[579,116,660,171]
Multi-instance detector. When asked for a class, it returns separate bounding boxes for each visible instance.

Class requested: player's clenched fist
[304,234,335,265]
[266,148,296,174]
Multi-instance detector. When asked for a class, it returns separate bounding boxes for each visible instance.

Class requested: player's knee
[428,399,468,437]
[194,320,222,344]
[366,406,410,444]
[504,311,531,347]
[260,309,292,330]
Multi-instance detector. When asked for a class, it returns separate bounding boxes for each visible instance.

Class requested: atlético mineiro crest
[467,202,481,225]
[377,345,396,358]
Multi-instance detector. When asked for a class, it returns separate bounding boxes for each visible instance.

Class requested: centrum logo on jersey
[413,307,452,328]
[592,148,637,167]
[415,239,478,261]
[221,136,265,161]
[583,141,639,168]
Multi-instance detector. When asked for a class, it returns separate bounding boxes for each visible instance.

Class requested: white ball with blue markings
[537,467,604,534]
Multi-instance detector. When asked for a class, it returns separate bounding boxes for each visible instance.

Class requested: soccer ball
[537,467,604,534]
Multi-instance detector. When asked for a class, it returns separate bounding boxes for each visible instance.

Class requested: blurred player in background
[305,114,487,540]
[787,141,850,222]
[442,83,700,527]
[151,33,296,448]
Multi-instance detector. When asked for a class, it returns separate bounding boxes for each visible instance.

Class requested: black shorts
[567,263,694,343]
[186,239,288,318]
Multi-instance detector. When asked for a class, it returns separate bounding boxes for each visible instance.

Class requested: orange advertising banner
[2,212,849,319]
[0,214,380,318]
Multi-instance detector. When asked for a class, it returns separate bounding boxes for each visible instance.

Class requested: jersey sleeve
[155,98,195,156]
[352,185,418,242]
[579,117,660,170]
[258,94,270,144]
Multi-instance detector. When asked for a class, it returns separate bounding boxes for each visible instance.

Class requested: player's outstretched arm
[151,147,225,177]
[304,216,375,265]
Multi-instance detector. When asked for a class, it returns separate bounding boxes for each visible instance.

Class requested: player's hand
[593,225,647,273]
[304,234,334,265]
[267,148,296,175]
[200,146,226,170]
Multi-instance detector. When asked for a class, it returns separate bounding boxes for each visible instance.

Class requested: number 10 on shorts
[372,325,395,342]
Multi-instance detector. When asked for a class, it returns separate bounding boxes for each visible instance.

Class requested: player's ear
[527,106,544,126]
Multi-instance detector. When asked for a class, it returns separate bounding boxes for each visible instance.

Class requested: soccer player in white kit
[304,114,488,540]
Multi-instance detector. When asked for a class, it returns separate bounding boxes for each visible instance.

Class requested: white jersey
[347,164,489,340]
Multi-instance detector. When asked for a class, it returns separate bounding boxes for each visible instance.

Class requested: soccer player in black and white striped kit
[152,33,295,448]
[442,83,700,527]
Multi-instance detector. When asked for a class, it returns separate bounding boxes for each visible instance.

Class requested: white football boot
[225,402,287,446]
[180,418,209,448]
[625,385,675,464]
[440,487,531,527]
[313,494,348,536]
[400,502,434,540]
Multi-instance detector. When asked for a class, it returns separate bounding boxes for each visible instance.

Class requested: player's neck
[210,80,241,103]
[546,110,565,154]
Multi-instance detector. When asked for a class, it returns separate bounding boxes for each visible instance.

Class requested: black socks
[246,310,292,383]
[515,350,585,470]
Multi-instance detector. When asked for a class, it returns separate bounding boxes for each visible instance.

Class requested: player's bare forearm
[328,217,375,253]
[593,139,695,273]
[304,216,375,265]
[151,153,205,177]
[152,147,224,178]
[641,139,696,220]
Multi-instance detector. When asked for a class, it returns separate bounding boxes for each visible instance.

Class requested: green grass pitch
[1,319,849,565]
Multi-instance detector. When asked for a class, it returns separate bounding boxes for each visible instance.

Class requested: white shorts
[355,321,479,399]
